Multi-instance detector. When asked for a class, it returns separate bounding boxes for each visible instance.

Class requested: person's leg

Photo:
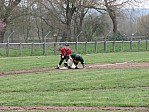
[67,59,73,69]
[57,55,64,69]
[74,62,79,69]
[65,56,69,62]
[63,56,68,67]
[59,58,64,65]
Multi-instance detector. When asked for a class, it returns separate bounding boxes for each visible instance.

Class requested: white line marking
[87,62,128,68]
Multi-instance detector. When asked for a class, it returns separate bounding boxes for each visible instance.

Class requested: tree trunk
[76,12,85,41]
[0,19,6,43]
[61,31,67,42]
[104,0,118,33]
[110,13,118,33]
[65,1,76,41]
[66,12,72,41]
[0,31,5,43]
[0,0,22,43]
[66,23,71,41]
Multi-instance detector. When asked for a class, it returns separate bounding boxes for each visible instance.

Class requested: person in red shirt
[56,43,72,69]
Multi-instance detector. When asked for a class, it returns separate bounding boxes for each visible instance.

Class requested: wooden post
[19,43,22,56]
[31,42,34,56]
[75,41,78,52]
[104,39,107,53]
[121,40,124,52]
[6,42,10,57]
[43,42,46,55]
[54,43,56,55]
[130,38,132,52]
[112,41,115,52]
[146,40,148,51]
[138,39,140,51]
[95,41,97,53]
[85,41,87,53]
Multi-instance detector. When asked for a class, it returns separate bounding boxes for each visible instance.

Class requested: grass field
[0,52,149,112]
[1,52,149,72]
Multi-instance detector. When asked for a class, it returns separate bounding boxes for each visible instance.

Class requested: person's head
[75,55,80,60]
[64,43,69,49]
[74,54,80,63]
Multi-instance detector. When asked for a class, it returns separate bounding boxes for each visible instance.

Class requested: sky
[137,1,149,8]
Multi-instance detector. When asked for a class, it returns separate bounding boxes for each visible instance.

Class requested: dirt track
[0,62,149,111]
[0,106,149,111]
[1,62,149,76]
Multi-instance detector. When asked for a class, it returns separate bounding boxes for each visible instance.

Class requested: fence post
[95,40,97,53]
[75,41,78,52]
[104,39,107,53]
[112,41,115,52]
[19,42,22,56]
[54,42,56,55]
[146,40,148,51]
[6,31,15,56]
[130,38,132,52]
[121,40,124,52]
[85,41,87,53]
[138,39,140,51]
[6,42,10,57]
[31,42,34,56]
[43,42,46,55]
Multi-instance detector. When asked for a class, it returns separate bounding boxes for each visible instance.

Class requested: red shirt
[60,47,72,56]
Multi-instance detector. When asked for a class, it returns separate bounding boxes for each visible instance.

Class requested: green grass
[0,52,149,112]
[0,68,149,107]
[1,52,149,72]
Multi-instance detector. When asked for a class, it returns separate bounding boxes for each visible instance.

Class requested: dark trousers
[59,55,69,65]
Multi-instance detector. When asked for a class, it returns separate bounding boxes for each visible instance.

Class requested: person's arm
[68,49,72,59]
[80,57,85,68]
[69,55,72,61]
[82,63,85,68]
[68,49,72,55]
[60,48,65,58]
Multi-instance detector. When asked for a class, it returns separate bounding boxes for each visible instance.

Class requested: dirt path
[1,62,149,111]
[1,62,149,76]
[0,106,149,111]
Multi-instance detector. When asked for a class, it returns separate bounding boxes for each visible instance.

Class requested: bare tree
[73,0,92,41]
[40,0,77,41]
[92,0,145,34]
[0,0,22,43]
[35,0,94,41]
[137,14,149,36]
[83,13,110,41]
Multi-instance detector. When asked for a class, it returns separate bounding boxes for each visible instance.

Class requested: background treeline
[0,0,149,43]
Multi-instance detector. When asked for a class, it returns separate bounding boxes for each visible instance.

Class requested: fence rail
[0,40,149,57]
